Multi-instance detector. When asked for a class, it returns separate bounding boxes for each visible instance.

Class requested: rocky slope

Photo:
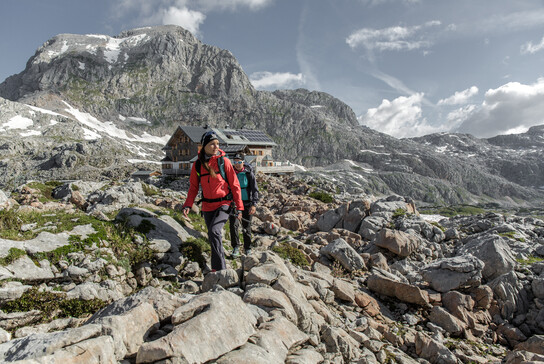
[1,25,544,206]
[0,175,543,363]
[410,125,544,190]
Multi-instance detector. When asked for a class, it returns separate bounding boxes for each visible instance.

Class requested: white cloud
[437,86,478,105]
[162,6,206,35]
[359,93,439,138]
[346,20,441,52]
[521,35,544,54]
[361,0,421,5]
[249,71,305,90]
[454,78,544,137]
[197,0,273,11]
[110,0,273,36]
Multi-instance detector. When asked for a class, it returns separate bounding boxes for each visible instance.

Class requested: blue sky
[2,0,544,139]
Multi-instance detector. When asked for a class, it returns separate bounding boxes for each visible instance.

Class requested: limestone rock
[459,234,516,281]
[202,268,240,292]
[374,228,420,257]
[0,324,103,361]
[87,286,189,323]
[367,269,430,307]
[320,238,366,272]
[136,290,256,363]
[421,255,484,292]
[88,302,159,359]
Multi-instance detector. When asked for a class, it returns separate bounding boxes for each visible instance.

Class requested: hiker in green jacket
[229,153,259,257]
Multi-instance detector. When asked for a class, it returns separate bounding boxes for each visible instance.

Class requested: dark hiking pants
[229,203,253,251]
[203,206,229,271]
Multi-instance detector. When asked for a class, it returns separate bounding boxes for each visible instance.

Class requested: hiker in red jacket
[182,130,244,271]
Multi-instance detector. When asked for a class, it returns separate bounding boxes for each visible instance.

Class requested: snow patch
[82,127,101,140]
[63,102,170,144]
[21,130,42,137]
[420,214,445,222]
[126,117,150,125]
[26,105,63,117]
[360,149,390,155]
[128,159,161,165]
[435,146,448,153]
[2,115,34,130]
[310,105,323,108]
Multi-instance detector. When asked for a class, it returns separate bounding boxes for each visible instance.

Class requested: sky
[2,0,544,139]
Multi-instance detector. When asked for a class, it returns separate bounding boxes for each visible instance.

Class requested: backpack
[194,156,233,203]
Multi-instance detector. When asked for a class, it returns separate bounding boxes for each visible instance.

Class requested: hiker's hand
[249,205,256,215]
[237,210,243,220]
[182,207,190,218]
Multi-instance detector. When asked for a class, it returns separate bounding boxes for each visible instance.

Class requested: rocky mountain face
[410,126,544,190]
[0,175,543,363]
[1,25,544,206]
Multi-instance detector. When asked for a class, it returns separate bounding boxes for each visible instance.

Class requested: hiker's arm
[224,158,244,211]
[249,170,259,206]
[183,163,200,210]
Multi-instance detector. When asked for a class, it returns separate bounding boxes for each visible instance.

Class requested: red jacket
[183,150,244,212]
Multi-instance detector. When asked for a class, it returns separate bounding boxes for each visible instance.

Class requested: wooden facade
[161,126,288,175]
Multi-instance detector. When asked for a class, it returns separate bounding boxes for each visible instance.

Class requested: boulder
[243,286,298,324]
[366,269,430,307]
[87,302,159,359]
[429,306,465,336]
[358,216,387,241]
[0,324,103,361]
[532,277,544,299]
[87,286,188,323]
[515,334,544,355]
[286,348,324,364]
[374,228,420,257]
[320,238,366,272]
[216,316,308,364]
[415,332,457,364]
[11,335,117,364]
[488,272,529,320]
[136,290,256,363]
[421,255,484,292]
[321,325,361,362]
[202,268,240,292]
[459,234,516,281]
[280,212,302,231]
[316,204,349,232]
[331,278,356,303]
[1,256,54,282]
[343,207,366,233]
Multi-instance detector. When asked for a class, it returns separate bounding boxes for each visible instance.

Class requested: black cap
[233,152,245,160]
[201,131,218,148]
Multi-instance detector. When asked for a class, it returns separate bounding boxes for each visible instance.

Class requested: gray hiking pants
[203,206,229,271]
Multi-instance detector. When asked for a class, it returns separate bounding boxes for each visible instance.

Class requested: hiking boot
[231,246,240,257]
[245,248,253,256]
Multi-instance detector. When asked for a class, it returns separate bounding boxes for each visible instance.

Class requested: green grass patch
[498,231,525,242]
[142,183,159,197]
[180,237,210,268]
[392,208,407,219]
[0,210,98,241]
[308,191,333,203]
[431,221,446,232]
[272,243,309,267]
[517,255,544,266]
[22,181,63,202]
[0,248,27,266]
[1,287,106,324]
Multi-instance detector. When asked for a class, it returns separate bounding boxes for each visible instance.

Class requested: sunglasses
[233,161,243,165]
